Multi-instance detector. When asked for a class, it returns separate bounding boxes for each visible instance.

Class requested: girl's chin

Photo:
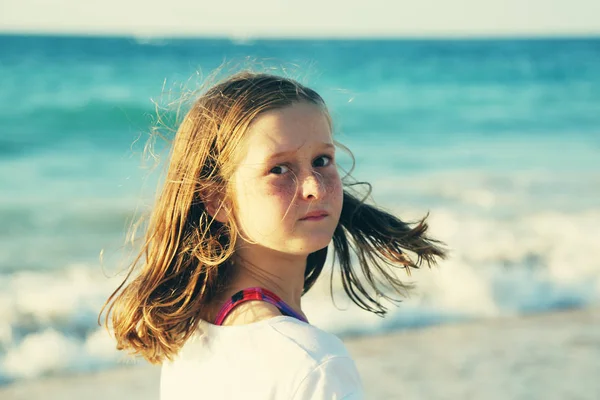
[287,236,333,255]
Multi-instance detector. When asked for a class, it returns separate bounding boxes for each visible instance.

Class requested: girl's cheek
[323,170,343,195]
[267,177,298,197]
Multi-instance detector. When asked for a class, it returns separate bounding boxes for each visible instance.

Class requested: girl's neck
[229,246,307,310]
[205,246,308,325]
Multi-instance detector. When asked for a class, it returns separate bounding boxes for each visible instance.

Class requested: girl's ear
[203,193,230,224]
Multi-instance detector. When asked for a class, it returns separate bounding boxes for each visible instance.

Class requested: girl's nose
[300,172,324,200]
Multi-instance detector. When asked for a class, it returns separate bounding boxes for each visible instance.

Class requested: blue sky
[1,0,599,37]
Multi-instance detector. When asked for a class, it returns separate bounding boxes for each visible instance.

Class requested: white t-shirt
[160,315,364,399]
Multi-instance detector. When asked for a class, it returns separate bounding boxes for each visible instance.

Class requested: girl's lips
[301,215,327,221]
[300,210,328,221]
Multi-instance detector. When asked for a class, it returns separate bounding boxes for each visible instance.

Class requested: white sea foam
[303,203,600,335]
[2,329,81,379]
[0,264,137,382]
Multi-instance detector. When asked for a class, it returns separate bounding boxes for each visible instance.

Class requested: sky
[1,0,599,38]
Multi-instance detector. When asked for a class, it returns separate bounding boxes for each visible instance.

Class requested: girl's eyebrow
[266,143,335,161]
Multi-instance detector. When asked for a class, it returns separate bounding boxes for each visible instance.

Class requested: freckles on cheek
[269,178,298,198]
[322,173,343,198]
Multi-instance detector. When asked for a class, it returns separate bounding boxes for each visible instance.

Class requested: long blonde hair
[100,71,446,364]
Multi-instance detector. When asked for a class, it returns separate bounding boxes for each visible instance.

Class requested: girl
[101,71,446,399]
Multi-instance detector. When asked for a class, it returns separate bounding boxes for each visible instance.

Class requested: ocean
[1,35,599,385]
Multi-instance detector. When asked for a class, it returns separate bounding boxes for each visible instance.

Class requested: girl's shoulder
[269,317,348,355]
[264,316,352,362]
[263,317,363,399]
[184,315,352,365]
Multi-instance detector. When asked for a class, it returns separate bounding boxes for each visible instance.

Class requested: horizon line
[2,30,600,41]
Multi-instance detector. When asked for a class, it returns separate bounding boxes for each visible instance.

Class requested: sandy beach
[2,306,598,400]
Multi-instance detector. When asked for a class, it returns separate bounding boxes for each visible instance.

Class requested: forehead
[241,102,332,162]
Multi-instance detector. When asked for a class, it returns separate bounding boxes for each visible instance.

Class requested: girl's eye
[270,164,290,175]
[313,155,333,168]
[269,155,333,175]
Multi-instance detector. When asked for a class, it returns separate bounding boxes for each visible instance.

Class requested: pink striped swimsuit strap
[213,286,308,326]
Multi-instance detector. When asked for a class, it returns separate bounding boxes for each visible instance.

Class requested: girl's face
[230,102,343,255]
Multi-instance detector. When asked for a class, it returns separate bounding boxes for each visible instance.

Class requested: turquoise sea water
[0,35,599,383]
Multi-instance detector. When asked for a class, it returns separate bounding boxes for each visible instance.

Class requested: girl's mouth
[300,211,328,221]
